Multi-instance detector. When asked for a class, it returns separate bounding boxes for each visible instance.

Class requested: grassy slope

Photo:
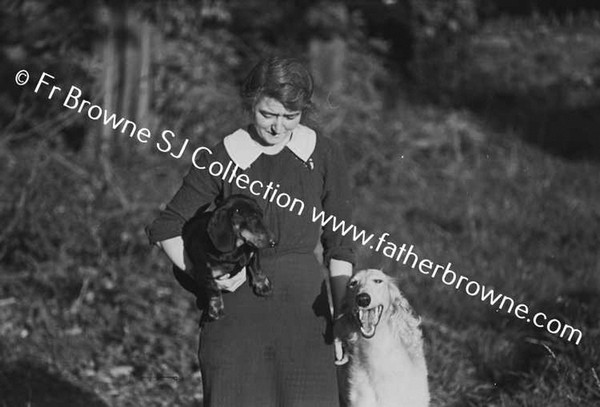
[1,100,598,406]
[351,106,600,406]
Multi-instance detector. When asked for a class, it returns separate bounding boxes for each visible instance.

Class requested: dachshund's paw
[252,276,273,297]
[207,296,225,320]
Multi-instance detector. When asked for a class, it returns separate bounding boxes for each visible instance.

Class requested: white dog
[337,269,429,407]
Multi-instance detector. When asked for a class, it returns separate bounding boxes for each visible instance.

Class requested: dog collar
[223,124,317,170]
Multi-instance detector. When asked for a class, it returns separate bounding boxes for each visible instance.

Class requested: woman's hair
[241,56,314,113]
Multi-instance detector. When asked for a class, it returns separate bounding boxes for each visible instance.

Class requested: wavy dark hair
[241,56,314,114]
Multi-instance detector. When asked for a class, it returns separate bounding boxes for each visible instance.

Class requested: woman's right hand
[157,237,188,271]
[158,236,246,292]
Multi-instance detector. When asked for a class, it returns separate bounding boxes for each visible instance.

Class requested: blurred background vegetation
[1,0,599,406]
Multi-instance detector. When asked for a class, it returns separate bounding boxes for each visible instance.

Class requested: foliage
[410,11,600,159]
[0,1,97,154]
[454,14,600,105]
[408,0,479,101]
[147,0,244,147]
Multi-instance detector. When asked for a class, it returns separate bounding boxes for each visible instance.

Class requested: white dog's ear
[387,281,425,361]
[388,281,410,316]
[387,278,420,323]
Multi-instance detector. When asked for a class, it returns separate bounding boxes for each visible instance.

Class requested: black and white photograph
[0,0,599,406]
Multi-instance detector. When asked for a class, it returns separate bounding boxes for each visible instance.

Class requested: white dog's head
[344,269,396,338]
[344,269,422,341]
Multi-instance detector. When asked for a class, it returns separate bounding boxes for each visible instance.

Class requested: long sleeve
[146,147,222,245]
[319,139,356,266]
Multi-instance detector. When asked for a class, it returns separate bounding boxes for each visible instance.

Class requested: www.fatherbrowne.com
[312,211,583,345]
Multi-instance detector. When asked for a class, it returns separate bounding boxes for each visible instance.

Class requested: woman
[147,56,354,406]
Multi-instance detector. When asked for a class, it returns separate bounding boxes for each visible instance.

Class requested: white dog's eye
[373,279,383,284]
[348,280,357,288]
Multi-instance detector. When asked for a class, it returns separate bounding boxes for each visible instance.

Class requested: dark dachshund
[174,194,276,321]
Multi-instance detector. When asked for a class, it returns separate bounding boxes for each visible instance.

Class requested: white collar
[223,124,316,170]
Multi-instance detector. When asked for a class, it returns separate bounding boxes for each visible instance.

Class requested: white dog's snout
[356,292,371,307]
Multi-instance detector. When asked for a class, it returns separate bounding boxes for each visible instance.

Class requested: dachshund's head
[208,194,277,252]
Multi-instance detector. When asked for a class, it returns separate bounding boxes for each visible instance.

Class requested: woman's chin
[260,132,291,146]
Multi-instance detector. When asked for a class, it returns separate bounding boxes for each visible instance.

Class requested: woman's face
[252,97,302,147]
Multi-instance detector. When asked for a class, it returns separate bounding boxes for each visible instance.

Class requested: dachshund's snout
[356,293,371,308]
[240,225,276,249]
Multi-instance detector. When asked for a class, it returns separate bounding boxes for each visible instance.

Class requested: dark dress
[147,125,355,406]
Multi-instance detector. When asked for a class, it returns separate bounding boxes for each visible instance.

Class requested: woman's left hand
[215,270,247,292]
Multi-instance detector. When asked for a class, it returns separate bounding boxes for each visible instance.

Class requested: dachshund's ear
[207,207,236,252]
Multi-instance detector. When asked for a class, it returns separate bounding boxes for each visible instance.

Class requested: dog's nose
[356,293,371,308]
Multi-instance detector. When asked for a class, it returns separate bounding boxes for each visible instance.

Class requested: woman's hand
[333,318,349,365]
[158,237,246,292]
[329,259,352,365]
[157,236,188,271]
[214,270,247,292]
